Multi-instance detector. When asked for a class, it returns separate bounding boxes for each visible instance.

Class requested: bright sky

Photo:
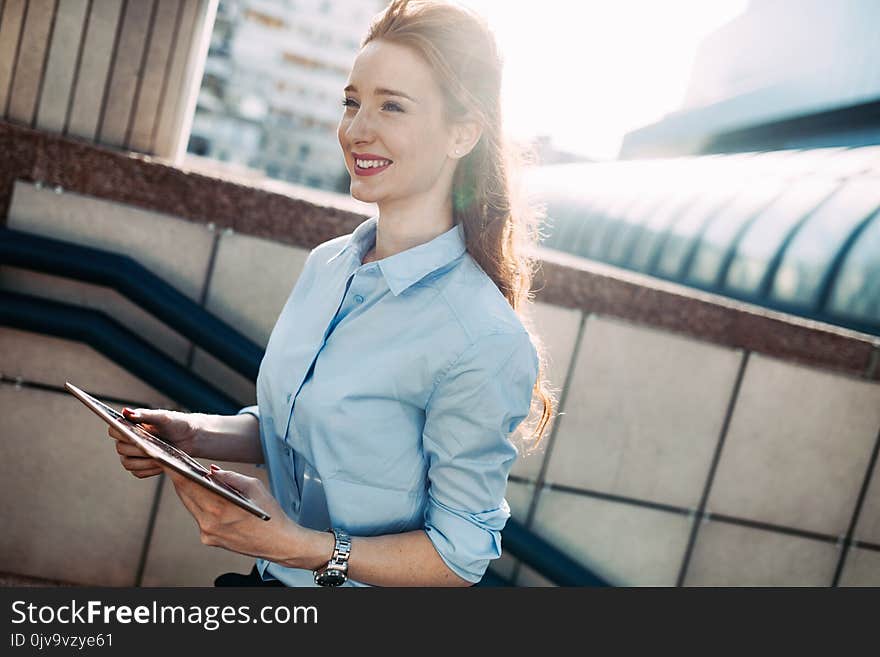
[460,0,748,160]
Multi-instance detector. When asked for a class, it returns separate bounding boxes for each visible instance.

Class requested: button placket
[350,265,377,305]
[281,268,355,441]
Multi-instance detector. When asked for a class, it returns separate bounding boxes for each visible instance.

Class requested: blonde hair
[364,0,557,453]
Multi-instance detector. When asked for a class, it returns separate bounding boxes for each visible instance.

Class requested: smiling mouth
[353,157,393,176]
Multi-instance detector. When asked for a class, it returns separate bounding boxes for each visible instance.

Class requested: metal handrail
[501,518,610,586]
[0,290,239,415]
[0,227,263,381]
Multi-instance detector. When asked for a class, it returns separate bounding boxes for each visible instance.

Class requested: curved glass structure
[526,146,880,337]
[723,179,839,297]
[828,211,880,329]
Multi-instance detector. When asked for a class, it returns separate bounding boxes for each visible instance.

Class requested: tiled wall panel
[850,449,880,545]
[190,348,257,409]
[204,230,311,346]
[139,462,269,586]
[683,521,839,586]
[838,547,880,587]
[708,354,880,536]
[0,327,175,409]
[531,487,694,586]
[510,301,581,481]
[544,315,742,509]
[0,387,158,585]
[189,230,311,408]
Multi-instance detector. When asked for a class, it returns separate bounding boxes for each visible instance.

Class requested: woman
[109,0,555,587]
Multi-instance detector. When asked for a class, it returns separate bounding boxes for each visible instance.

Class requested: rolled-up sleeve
[421,330,540,583]
[237,405,259,421]
[236,405,263,468]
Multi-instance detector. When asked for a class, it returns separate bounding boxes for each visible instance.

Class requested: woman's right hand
[108,408,201,479]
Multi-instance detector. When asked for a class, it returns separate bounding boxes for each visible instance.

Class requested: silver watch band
[313,528,351,586]
[327,527,351,569]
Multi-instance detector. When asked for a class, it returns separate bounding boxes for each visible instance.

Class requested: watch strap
[327,527,351,569]
[313,527,351,586]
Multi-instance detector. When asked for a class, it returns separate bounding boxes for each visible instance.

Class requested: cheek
[337,122,346,147]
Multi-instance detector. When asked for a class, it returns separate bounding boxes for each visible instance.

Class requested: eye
[341,98,404,113]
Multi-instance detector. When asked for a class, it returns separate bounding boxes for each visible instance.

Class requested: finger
[122,408,168,426]
[161,465,207,516]
[120,455,160,471]
[115,441,150,457]
[131,467,163,479]
[107,426,133,444]
[209,466,256,494]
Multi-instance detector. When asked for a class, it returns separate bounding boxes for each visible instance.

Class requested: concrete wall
[0,0,216,161]
[503,319,880,586]
[2,172,880,586]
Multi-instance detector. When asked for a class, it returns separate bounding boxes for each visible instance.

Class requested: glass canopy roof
[525,146,880,336]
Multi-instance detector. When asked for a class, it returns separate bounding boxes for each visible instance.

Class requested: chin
[349,184,383,204]
[349,188,373,203]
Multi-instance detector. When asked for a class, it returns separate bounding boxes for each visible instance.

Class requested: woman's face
[338,39,460,209]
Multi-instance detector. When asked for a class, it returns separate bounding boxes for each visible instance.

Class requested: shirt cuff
[236,404,259,420]
[423,494,511,584]
[236,405,264,468]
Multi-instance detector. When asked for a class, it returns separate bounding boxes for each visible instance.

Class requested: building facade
[189,0,385,191]
[621,0,880,157]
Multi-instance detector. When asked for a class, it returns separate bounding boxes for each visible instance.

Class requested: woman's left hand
[161,463,303,562]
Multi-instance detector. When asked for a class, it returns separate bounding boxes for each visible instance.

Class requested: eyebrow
[344,84,418,103]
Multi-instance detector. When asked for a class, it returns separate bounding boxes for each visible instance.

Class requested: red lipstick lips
[352,152,393,177]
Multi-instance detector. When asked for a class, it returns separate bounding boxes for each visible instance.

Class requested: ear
[448,117,482,159]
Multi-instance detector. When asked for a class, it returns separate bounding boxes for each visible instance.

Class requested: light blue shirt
[237,215,539,586]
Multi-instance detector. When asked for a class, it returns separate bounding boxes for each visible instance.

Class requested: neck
[372,194,454,261]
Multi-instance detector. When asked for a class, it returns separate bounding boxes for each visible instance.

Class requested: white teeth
[355,159,391,168]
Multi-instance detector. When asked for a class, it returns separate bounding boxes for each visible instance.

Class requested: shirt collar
[327,216,467,296]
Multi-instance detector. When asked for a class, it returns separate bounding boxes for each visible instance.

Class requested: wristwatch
[313,527,351,586]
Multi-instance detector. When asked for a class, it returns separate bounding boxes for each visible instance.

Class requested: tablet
[65,381,271,521]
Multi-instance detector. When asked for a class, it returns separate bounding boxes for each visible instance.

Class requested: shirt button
[286,392,292,403]
[354,294,364,303]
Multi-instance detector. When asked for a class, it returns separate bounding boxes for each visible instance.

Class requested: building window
[188,135,211,156]
[243,8,286,29]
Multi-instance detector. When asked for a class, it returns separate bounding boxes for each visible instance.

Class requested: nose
[343,104,374,145]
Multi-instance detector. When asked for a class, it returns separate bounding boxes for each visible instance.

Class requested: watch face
[316,569,346,587]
